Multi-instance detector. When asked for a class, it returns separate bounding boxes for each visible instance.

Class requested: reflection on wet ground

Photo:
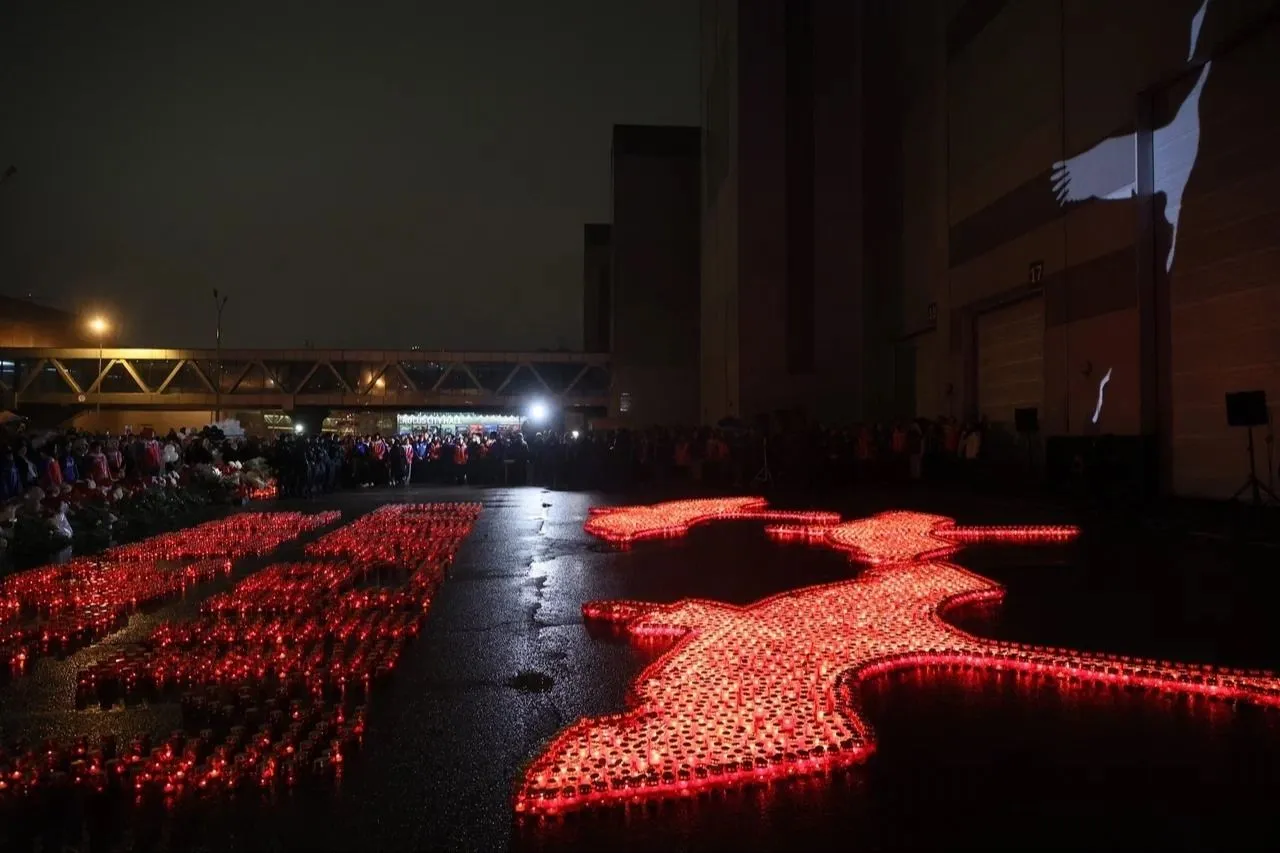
[3,485,1279,851]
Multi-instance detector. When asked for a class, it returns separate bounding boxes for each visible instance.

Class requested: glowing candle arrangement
[306,503,478,567]
[585,497,840,546]
[0,701,364,802]
[6,502,481,808]
[1,512,338,678]
[515,501,1280,816]
[102,511,340,562]
[247,480,279,501]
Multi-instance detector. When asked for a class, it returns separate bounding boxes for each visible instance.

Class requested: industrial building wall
[1163,13,1280,496]
[700,0,874,425]
[733,0,806,420]
[898,3,950,420]
[582,224,611,353]
[811,0,866,423]
[610,127,701,427]
[901,0,1280,496]
[700,0,740,423]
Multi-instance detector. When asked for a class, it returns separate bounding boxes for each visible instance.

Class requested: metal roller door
[976,296,1044,428]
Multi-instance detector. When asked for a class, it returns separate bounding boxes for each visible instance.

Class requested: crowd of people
[266,417,990,497]
[3,415,996,518]
[1,427,271,503]
[1,424,276,563]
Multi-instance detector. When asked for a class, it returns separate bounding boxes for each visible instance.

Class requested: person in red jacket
[451,439,468,485]
[38,446,64,492]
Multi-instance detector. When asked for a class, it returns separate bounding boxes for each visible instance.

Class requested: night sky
[0,1,697,350]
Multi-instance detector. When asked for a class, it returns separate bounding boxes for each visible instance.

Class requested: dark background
[0,0,697,350]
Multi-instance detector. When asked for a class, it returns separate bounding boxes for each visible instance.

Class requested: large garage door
[976,296,1044,429]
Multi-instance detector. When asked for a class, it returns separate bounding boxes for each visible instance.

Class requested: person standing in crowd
[105,438,124,478]
[14,444,38,490]
[38,446,63,493]
[0,447,21,502]
[907,421,924,481]
[86,442,112,486]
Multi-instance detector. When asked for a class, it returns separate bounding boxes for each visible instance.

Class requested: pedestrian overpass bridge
[0,348,610,411]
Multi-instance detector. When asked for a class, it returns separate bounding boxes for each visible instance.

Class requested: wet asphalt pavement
[4,485,1280,852]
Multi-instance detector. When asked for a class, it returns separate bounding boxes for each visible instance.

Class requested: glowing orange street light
[87,315,110,413]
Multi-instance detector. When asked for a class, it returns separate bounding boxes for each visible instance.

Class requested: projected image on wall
[1050,0,1211,273]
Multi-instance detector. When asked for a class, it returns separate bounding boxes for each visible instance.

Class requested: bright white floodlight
[294,423,305,434]
[528,400,550,424]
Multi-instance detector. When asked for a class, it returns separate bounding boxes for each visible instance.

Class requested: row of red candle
[79,506,478,705]
[0,698,363,802]
[2,512,342,680]
[247,481,279,501]
[100,510,340,563]
[583,497,843,546]
[583,499,1080,562]
[78,612,417,699]
[517,504,1277,817]
[820,510,1078,564]
[200,561,359,617]
[18,503,483,809]
[167,606,420,648]
[305,503,479,566]
[1,512,339,614]
[4,559,230,659]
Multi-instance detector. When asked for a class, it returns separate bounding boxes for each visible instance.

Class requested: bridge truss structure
[0,348,610,411]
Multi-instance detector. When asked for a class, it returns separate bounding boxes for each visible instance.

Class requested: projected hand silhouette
[1050,0,1210,272]
[1051,134,1137,204]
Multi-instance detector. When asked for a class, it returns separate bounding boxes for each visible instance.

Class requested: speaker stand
[1231,426,1279,506]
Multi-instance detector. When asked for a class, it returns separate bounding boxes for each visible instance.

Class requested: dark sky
[0,1,697,350]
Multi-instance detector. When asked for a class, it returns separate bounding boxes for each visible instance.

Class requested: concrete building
[699,0,901,426]
[582,224,612,353]
[704,0,1280,498]
[894,0,1280,498]
[609,125,701,426]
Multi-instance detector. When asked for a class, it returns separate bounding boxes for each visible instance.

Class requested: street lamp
[87,315,110,415]
[213,289,229,422]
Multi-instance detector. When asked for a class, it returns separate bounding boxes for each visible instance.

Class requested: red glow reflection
[0,503,480,806]
[585,498,840,546]
[1,512,339,676]
[515,501,1279,816]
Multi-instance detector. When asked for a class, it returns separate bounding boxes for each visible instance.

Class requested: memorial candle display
[515,501,1280,817]
[0,503,480,806]
[1,512,339,678]
[585,497,840,546]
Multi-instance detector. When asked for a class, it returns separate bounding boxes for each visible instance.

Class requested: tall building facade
[898,0,1280,498]
[706,0,1280,498]
[700,0,902,425]
[610,125,702,426]
[582,223,611,353]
